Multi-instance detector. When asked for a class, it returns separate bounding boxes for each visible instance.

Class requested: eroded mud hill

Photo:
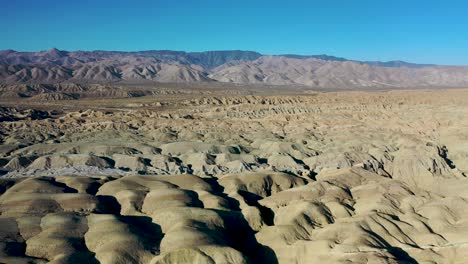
[1,90,468,263]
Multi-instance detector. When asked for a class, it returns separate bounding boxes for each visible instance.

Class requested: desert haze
[0,49,468,264]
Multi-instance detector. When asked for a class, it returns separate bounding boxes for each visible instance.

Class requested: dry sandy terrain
[1,87,468,263]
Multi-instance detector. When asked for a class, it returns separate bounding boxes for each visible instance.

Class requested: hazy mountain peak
[37,48,69,60]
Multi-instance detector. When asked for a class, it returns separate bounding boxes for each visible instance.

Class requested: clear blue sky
[2,0,467,65]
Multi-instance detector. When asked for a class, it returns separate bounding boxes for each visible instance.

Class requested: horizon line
[1,47,465,66]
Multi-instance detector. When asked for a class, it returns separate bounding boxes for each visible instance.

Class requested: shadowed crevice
[238,190,275,226]
[119,215,164,256]
[202,177,241,211]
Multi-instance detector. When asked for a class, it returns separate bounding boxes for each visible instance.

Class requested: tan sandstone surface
[0,88,468,263]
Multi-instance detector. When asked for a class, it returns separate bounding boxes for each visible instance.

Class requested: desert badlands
[0,47,467,264]
[3,0,468,262]
[1,80,468,263]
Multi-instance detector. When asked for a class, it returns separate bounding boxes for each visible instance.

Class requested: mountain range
[1,48,468,88]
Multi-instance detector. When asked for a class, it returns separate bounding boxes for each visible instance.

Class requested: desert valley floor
[0,85,468,264]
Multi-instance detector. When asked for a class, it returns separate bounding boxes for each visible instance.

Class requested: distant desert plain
[0,50,468,264]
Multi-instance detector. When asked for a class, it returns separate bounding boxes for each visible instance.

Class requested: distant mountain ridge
[0,48,433,68]
[1,48,468,88]
[0,49,262,69]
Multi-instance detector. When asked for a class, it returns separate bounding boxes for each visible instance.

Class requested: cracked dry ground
[1,89,468,263]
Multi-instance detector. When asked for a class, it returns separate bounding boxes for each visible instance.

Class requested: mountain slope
[209,56,468,88]
[1,49,468,88]
[0,49,261,69]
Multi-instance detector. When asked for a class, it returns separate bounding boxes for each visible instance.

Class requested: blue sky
[2,0,467,65]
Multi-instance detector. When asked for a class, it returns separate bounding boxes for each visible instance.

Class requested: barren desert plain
[0,82,468,264]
